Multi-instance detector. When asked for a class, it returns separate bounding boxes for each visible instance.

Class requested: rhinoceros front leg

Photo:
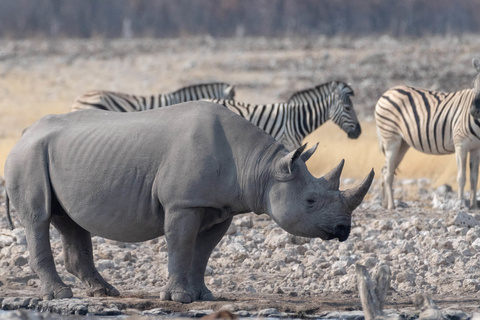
[190,216,233,301]
[160,208,203,303]
[50,214,120,297]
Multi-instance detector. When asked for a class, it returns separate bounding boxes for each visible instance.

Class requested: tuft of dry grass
[305,121,458,188]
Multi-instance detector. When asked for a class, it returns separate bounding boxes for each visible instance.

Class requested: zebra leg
[469,149,480,209]
[380,166,388,208]
[455,146,468,205]
[382,138,409,210]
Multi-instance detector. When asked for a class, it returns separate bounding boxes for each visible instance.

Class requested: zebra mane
[474,73,480,95]
[287,81,354,103]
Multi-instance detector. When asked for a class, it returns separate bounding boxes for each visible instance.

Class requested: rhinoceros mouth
[315,225,337,241]
[316,225,349,242]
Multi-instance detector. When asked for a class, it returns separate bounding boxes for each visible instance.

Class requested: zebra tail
[5,189,14,230]
[375,126,385,155]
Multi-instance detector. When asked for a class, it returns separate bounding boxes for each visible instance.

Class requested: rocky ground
[1,36,480,318]
[0,178,479,319]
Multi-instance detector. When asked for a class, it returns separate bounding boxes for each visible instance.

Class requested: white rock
[224,242,248,262]
[11,228,26,245]
[209,278,222,286]
[264,231,289,249]
[234,216,253,228]
[450,212,479,228]
[225,223,237,235]
[258,308,281,317]
[96,259,115,271]
[0,234,14,248]
[471,238,480,250]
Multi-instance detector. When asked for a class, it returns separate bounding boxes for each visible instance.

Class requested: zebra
[207,80,360,151]
[375,59,480,210]
[71,82,235,112]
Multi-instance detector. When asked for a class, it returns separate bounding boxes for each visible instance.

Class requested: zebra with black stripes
[71,82,235,112]
[375,59,480,209]
[208,80,360,151]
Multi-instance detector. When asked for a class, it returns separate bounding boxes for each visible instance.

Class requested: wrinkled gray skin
[5,102,374,303]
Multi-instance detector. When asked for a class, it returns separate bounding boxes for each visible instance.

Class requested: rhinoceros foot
[87,285,120,297]
[42,286,73,300]
[160,289,194,303]
[191,285,215,301]
[198,290,215,301]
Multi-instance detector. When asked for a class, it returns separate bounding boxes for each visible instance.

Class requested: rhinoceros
[5,101,374,303]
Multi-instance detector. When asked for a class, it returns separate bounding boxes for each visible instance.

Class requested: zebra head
[330,81,361,139]
[471,59,480,119]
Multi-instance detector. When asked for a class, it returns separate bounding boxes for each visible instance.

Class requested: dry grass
[305,121,458,188]
[0,37,473,191]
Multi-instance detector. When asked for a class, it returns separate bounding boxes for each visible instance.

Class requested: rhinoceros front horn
[342,169,375,210]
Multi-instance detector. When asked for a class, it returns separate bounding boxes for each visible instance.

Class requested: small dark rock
[12,257,28,267]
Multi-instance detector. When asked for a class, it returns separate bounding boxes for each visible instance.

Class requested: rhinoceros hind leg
[23,220,72,300]
[11,165,72,300]
[50,212,119,297]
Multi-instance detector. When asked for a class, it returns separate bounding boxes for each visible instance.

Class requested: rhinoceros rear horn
[342,169,375,210]
[323,159,345,190]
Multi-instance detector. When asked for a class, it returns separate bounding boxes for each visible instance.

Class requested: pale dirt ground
[0,36,479,317]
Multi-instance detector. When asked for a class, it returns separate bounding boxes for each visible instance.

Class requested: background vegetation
[1,1,479,189]
[0,0,479,39]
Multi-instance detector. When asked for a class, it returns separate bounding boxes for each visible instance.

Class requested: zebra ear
[473,59,480,73]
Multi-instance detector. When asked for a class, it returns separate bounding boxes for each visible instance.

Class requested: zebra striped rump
[375,85,478,155]
[71,82,235,112]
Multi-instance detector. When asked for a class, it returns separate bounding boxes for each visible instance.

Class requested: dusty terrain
[0,182,479,318]
[0,36,480,318]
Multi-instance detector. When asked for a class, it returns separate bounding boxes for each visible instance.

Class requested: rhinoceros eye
[304,198,316,207]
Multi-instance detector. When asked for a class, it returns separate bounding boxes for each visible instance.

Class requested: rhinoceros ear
[300,143,318,163]
[277,143,318,176]
[277,144,307,175]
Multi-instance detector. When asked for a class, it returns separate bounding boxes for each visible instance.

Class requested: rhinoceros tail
[5,189,14,230]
